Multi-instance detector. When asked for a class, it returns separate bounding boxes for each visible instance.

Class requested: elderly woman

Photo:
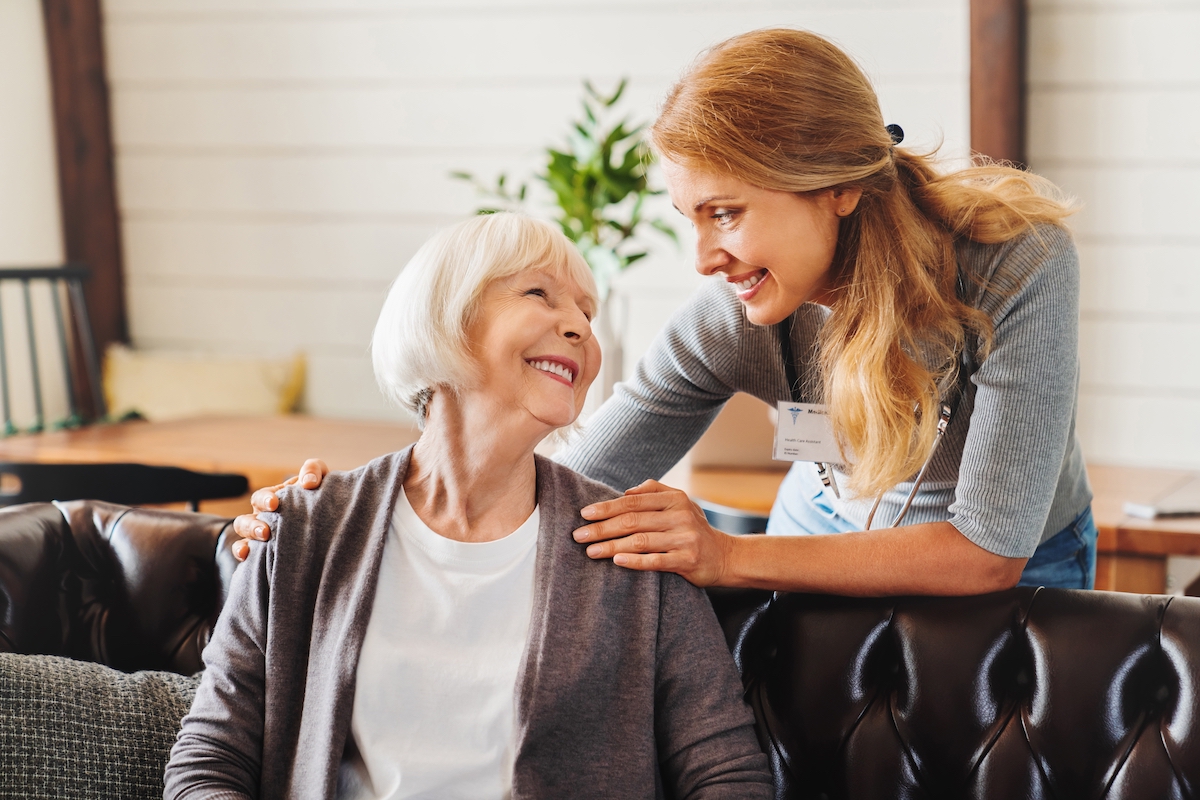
[163,213,771,799]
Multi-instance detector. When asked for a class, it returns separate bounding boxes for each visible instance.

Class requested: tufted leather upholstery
[0,500,238,674]
[712,587,1200,800]
[3,501,1199,798]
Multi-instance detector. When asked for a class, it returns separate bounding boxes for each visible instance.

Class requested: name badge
[773,402,844,463]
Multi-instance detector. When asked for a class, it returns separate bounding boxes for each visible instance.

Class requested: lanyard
[777,315,802,404]
[777,305,973,530]
[777,315,841,498]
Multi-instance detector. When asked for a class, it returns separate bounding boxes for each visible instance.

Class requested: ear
[831,186,864,217]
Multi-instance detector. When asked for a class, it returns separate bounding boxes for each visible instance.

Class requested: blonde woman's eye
[711,210,738,224]
[524,288,547,298]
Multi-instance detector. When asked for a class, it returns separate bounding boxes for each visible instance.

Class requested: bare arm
[573,481,1026,596]
[719,520,1025,596]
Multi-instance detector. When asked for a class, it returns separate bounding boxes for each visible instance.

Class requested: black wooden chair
[0,462,249,512]
[0,266,249,511]
[0,264,105,434]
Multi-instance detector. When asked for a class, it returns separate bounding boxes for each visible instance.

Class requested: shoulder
[534,454,620,515]
[259,448,411,560]
[274,449,408,518]
[957,224,1079,314]
[958,224,1076,282]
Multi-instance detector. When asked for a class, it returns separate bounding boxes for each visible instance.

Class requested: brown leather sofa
[0,499,239,674]
[2,500,1199,799]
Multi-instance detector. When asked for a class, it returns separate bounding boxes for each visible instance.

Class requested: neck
[402,391,542,543]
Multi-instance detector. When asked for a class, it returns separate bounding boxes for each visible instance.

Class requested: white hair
[372,213,597,424]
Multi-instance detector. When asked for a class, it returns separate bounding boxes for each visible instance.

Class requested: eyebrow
[692,195,739,212]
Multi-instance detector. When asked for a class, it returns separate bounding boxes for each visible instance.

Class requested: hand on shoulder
[231,459,329,561]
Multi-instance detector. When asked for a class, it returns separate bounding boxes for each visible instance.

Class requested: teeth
[736,273,764,291]
[530,360,574,384]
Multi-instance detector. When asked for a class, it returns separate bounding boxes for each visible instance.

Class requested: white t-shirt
[336,488,539,800]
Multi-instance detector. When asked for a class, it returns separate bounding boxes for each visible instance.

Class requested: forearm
[561,280,752,490]
[720,521,1026,596]
[560,389,716,490]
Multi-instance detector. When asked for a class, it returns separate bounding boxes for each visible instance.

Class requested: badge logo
[788,407,802,425]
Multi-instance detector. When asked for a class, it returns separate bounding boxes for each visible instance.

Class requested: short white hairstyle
[372,212,597,423]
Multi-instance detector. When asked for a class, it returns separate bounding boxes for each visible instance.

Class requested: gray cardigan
[561,226,1092,558]
[164,448,771,799]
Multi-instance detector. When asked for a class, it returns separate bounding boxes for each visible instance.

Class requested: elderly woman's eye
[525,288,548,298]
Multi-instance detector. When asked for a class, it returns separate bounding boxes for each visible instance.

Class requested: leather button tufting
[715,588,1200,799]
[0,500,235,673]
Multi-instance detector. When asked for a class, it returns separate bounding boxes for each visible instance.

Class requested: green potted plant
[452,79,676,400]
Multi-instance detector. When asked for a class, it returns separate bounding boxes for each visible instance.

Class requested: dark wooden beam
[41,0,127,413]
[970,0,1027,167]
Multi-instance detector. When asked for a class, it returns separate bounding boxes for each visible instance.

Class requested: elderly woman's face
[467,267,600,431]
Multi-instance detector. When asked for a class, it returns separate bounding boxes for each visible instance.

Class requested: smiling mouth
[728,269,768,297]
[527,358,576,386]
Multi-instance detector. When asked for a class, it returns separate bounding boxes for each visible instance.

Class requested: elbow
[976,555,1027,594]
[164,743,259,800]
[944,523,1027,595]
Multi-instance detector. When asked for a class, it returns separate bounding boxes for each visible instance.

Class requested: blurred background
[0,0,1196,470]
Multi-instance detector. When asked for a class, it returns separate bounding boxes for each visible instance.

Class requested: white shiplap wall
[1029,0,1200,469]
[100,0,970,421]
[0,1,72,430]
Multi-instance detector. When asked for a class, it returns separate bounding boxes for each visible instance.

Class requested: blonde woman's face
[661,158,859,326]
[466,268,600,432]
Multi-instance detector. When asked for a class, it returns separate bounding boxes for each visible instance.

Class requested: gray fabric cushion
[0,653,200,799]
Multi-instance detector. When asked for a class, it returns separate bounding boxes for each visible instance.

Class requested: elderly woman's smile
[525,357,577,387]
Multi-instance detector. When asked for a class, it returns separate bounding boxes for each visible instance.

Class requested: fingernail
[302,474,318,487]
[254,525,266,537]
[586,545,600,557]
[613,555,628,567]
[581,506,597,519]
[573,528,587,542]
[234,541,247,559]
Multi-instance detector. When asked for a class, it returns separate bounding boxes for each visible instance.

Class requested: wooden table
[2,418,1196,593]
[671,463,1200,594]
[1088,464,1200,593]
[0,415,422,516]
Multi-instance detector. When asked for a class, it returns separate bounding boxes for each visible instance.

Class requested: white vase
[582,291,626,420]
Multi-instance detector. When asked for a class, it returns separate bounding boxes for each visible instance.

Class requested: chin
[534,405,580,430]
[742,303,791,327]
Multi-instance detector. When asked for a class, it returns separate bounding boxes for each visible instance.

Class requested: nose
[693,228,731,276]
[560,302,594,343]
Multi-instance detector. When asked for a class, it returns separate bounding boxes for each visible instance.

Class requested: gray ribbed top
[560,225,1092,558]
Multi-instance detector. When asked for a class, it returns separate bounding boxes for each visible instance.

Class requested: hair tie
[886,124,904,146]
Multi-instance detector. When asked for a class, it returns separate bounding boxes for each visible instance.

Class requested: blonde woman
[235,28,1094,596]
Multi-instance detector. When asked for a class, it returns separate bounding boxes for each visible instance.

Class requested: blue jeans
[766,470,1098,590]
[1017,506,1097,589]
